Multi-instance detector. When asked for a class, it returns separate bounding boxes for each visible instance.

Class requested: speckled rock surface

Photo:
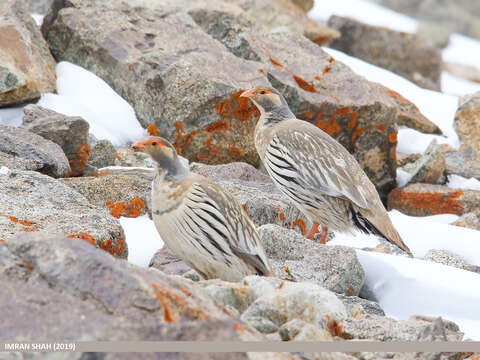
[21,105,90,176]
[0,124,70,178]
[0,0,56,106]
[0,169,126,258]
[258,224,365,296]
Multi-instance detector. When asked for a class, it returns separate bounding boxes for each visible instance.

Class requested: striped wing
[180,181,271,276]
[264,124,369,210]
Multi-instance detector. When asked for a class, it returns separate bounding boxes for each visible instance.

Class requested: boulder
[0,124,70,178]
[21,104,90,176]
[327,15,442,91]
[278,319,333,341]
[149,245,192,276]
[0,169,126,258]
[455,92,480,163]
[451,211,480,231]
[387,183,480,216]
[0,0,56,106]
[444,62,480,84]
[258,224,365,296]
[399,140,446,185]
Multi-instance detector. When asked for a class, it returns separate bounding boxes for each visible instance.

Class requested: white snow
[441,72,480,97]
[120,215,164,268]
[308,0,418,33]
[357,250,480,340]
[38,61,147,146]
[396,168,413,188]
[31,14,45,26]
[0,166,10,175]
[0,106,24,127]
[323,47,460,154]
[447,174,480,191]
[443,33,480,70]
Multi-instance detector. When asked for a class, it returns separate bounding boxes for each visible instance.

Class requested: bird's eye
[259,90,266,94]
[152,142,158,146]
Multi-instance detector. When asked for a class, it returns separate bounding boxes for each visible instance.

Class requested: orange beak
[240,89,256,99]
[131,139,148,152]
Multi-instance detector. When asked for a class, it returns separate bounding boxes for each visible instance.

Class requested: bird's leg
[320,226,329,245]
[306,222,320,240]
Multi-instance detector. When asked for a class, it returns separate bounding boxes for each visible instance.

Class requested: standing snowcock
[131,136,272,281]
[241,87,412,256]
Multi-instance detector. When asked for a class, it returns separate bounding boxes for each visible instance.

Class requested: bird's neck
[257,106,295,129]
[155,156,189,182]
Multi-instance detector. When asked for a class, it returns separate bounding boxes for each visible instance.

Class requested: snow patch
[31,13,44,26]
[38,61,147,147]
[396,168,413,188]
[441,71,480,97]
[308,0,417,33]
[447,174,480,191]
[0,106,24,127]
[120,215,164,268]
[0,166,10,175]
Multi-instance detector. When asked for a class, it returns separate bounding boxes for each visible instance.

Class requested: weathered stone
[416,21,451,49]
[455,92,480,163]
[335,294,385,317]
[0,170,126,258]
[21,104,90,176]
[387,183,480,216]
[380,85,442,135]
[0,151,43,172]
[400,140,446,185]
[0,232,270,344]
[341,314,463,341]
[279,319,333,341]
[241,278,347,334]
[258,224,365,296]
[60,168,153,218]
[42,1,269,166]
[396,152,421,168]
[443,149,480,181]
[444,62,480,84]
[327,15,442,91]
[149,245,192,276]
[198,279,256,314]
[87,135,117,169]
[0,0,56,106]
[24,0,54,14]
[451,211,480,231]
[192,162,271,184]
[0,124,70,178]
[423,249,471,270]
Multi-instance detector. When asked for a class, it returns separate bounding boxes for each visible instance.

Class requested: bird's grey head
[131,136,188,180]
[240,87,295,125]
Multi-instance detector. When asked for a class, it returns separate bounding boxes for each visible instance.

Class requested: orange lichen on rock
[106,197,146,218]
[68,233,96,246]
[151,284,176,323]
[275,205,286,222]
[388,188,464,215]
[258,68,265,74]
[197,137,223,162]
[293,75,317,93]
[227,145,243,158]
[147,124,159,136]
[233,322,245,332]
[269,57,283,67]
[2,214,37,232]
[388,132,398,143]
[312,35,331,45]
[336,107,350,115]
[302,111,314,120]
[173,121,198,155]
[315,115,340,136]
[0,239,5,243]
[178,285,191,297]
[291,219,307,235]
[326,315,346,338]
[351,126,364,141]
[99,237,125,256]
[66,143,91,177]
[215,101,232,117]
[377,124,387,132]
[231,90,260,121]
[205,120,229,133]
